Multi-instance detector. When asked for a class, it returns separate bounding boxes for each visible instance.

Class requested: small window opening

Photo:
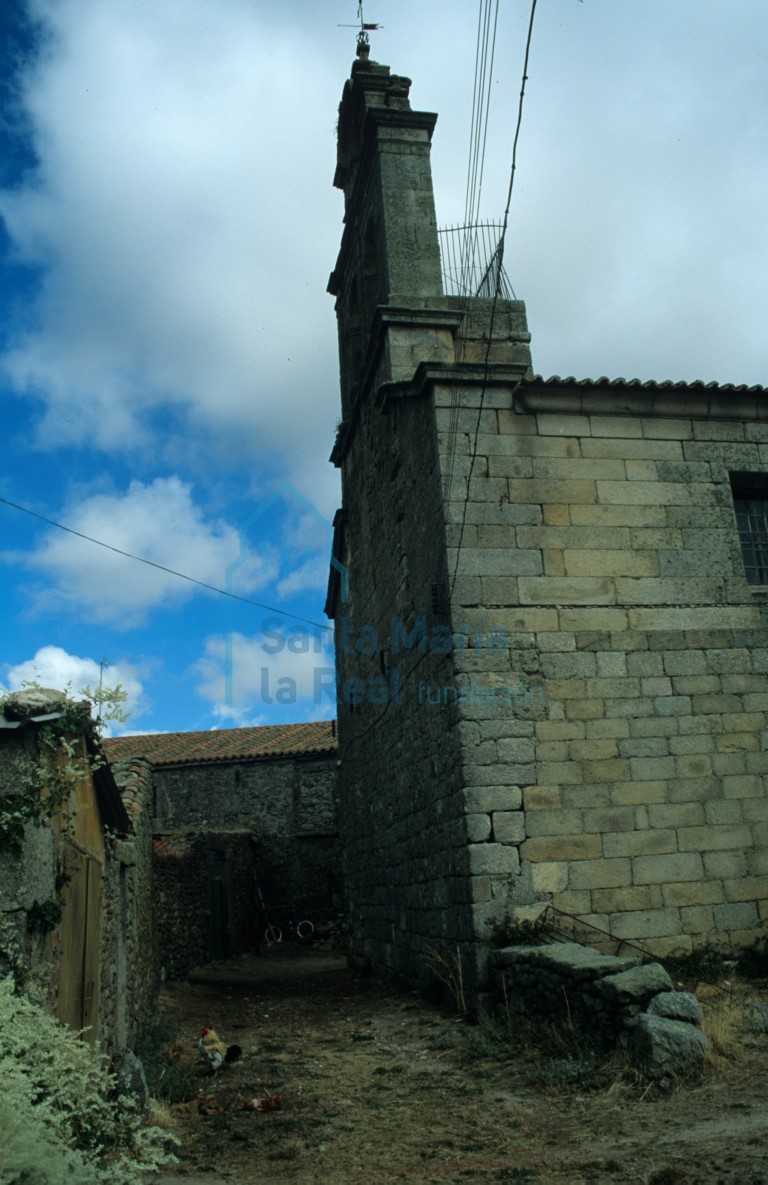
[731,472,768,584]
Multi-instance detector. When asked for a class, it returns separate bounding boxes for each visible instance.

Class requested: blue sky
[0,0,766,735]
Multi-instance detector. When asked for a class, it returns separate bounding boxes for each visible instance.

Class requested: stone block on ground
[493,941,640,980]
[596,961,673,1004]
[632,1013,710,1080]
[646,990,702,1025]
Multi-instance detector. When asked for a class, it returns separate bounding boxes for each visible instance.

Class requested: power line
[348,0,530,744]
[449,0,538,595]
[499,0,539,253]
[0,494,334,634]
[443,0,501,505]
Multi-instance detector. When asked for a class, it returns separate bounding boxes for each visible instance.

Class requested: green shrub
[663,946,733,984]
[0,977,175,1185]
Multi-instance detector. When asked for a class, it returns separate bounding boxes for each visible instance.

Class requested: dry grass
[145,1099,175,1129]
[423,944,467,1013]
[701,996,748,1061]
[698,980,768,1085]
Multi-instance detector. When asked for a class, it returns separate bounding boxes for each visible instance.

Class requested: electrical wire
[0,494,334,634]
[442,0,501,505]
[448,0,538,596]
[342,0,539,745]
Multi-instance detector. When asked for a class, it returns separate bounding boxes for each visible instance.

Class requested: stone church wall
[444,388,768,959]
[326,52,767,996]
[335,374,474,986]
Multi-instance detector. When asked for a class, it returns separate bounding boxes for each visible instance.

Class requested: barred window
[731,473,768,585]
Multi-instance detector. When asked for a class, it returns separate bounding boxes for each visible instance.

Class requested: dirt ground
[149,945,768,1185]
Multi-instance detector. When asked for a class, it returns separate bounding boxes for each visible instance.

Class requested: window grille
[731,473,768,584]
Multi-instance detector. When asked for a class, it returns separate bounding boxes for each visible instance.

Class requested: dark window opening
[731,472,768,584]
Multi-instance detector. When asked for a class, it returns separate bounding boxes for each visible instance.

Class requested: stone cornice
[330,306,465,465]
[374,360,530,411]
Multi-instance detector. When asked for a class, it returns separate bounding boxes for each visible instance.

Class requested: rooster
[198,1024,242,1073]
[242,1090,281,1112]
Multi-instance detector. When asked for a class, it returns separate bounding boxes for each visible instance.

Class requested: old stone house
[0,690,155,1049]
[324,48,768,993]
[1,700,338,1046]
[104,720,340,981]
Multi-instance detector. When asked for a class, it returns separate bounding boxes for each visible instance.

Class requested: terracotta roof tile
[153,834,194,861]
[528,375,768,395]
[109,755,153,822]
[104,720,337,767]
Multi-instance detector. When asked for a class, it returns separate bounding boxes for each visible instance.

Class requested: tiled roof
[109,755,153,823]
[153,834,194,861]
[103,720,337,767]
[528,375,767,395]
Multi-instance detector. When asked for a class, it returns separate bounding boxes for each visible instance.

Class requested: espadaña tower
[326,43,768,994]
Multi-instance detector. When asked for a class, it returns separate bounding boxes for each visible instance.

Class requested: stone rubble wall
[0,726,57,999]
[153,830,258,982]
[492,942,710,1079]
[152,754,341,917]
[103,757,157,1050]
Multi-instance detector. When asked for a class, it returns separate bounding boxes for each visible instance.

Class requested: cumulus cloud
[4,644,145,730]
[0,0,340,476]
[194,628,335,721]
[2,0,765,496]
[10,476,277,628]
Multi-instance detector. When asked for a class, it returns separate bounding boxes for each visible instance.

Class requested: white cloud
[0,0,340,476]
[4,644,145,729]
[11,476,276,628]
[194,628,335,719]
[276,556,329,600]
[1,0,765,500]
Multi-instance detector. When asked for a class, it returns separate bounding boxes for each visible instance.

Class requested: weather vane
[338,2,381,58]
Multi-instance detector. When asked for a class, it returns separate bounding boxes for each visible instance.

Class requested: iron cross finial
[355,1,381,57]
[338,3,382,58]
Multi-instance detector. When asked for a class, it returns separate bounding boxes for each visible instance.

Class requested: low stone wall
[491,942,709,1079]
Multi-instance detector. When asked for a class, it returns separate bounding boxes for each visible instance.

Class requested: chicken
[242,1090,282,1112]
[198,1024,242,1072]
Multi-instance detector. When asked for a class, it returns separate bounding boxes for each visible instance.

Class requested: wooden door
[57,840,102,1040]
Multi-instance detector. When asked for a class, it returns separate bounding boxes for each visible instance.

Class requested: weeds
[464,983,621,1095]
[745,1001,768,1034]
[0,976,174,1184]
[701,996,749,1061]
[520,1051,600,1090]
[491,916,550,949]
[423,944,467,1014]
[736,938,768,979]
[663,946,734,985]
[664,938,768,986]
[464,1010,516,1062]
